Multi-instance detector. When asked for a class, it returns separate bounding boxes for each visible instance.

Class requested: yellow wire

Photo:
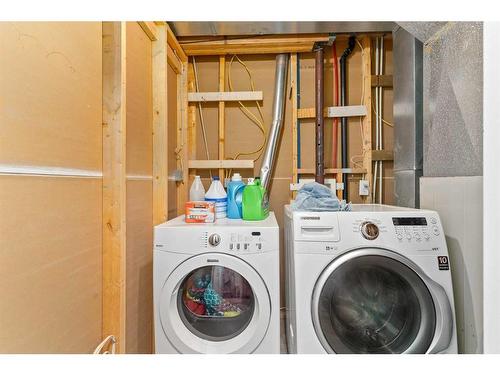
[225,54,268,179]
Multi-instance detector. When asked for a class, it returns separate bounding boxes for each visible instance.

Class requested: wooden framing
[298,168,367,175]
[152,23,168,225]
[188,91,263,102]
[102,21,127,354]
[138,21,158,41]
[371,74,393,88]
[297,105,367,119]
[218,56,226,180]
[186,62,197,207]
[167,45,182,74]
[371,149,393,161]
[167,24,188,62]
[361,36,373,203]
[177,62,189,215]
[180,34,331,56]
[188,160,254,169]
[291,53,298,200]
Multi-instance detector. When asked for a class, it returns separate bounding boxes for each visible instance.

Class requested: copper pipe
[315,46,325,184]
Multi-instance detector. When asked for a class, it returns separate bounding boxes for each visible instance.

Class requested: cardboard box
[185,201,216,223]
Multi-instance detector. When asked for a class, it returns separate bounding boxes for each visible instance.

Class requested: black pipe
[339,36,356,200]
[315,46,325,184]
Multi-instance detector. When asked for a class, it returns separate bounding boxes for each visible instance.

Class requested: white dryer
[285,204,457,354]
[154,213,280,354]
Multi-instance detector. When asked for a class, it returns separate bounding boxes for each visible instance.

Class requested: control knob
[361,221,379,240]
[208,233,221,247]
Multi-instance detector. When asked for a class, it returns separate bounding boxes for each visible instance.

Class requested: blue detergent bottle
[226,173,245,219]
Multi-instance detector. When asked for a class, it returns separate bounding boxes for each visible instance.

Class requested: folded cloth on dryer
[292,182,351,212]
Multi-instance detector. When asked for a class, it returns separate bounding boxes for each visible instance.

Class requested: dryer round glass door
[178,265,255,341]
[312,249,437,354]
[159,253,271,353]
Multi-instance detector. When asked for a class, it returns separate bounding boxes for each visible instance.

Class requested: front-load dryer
[285,204,457,354]
[154,213,280,353]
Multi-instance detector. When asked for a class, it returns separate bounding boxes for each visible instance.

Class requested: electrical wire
[192,57,213,179]
[225,54,267,179]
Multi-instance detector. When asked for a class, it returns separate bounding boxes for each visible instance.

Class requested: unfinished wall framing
[175,32,395,304]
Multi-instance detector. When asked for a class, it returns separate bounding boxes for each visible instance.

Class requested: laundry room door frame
[101,21,187,353]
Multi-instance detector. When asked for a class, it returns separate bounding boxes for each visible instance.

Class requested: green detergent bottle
[242,177,269,221]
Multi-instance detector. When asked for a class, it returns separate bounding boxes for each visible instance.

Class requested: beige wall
[0,22,103,353]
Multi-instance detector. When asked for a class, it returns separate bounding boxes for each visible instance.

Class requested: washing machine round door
[312,248,453,354]
[159,253,271,353]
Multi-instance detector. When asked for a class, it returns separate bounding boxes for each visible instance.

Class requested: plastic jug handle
[235,184,246,216]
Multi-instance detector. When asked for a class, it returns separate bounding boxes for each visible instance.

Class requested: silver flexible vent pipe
[260,53,289,192]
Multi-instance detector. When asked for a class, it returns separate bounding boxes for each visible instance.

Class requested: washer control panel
[392,216,440,243]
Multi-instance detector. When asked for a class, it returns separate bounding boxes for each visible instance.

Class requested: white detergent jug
[189,175,206,201]
[205,176,227,219]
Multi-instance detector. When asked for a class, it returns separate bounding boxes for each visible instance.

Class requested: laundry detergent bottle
[242,177,269,221]
[205,176,228,219]
[226,173,245,219]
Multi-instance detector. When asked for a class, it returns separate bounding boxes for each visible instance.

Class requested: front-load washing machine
[154,213,280,353]
[285,204,457,354]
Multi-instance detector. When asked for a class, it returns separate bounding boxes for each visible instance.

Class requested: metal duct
[393,27,423,208]
[260,53,289,192]
[315,46,325,184]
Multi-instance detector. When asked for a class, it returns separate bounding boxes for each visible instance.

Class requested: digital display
[392,217,427,226]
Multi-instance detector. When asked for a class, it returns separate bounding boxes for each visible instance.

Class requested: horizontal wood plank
[371,74,393,88]
[188,159,254,169]
[298,168,367,174]
[371,149,394,161]
[188,91,263,102]
[298,105,367,119]
[180,34,331,56]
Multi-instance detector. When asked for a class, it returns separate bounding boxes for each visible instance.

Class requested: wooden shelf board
[188,91,263,102]
[298,105,367,119]
[298,168,367,175]
[188,160,254,169]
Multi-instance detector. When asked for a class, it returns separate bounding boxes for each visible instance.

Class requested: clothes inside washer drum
[317,255,436,354]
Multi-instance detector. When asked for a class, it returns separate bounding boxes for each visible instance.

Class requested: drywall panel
[126,22,153,176]
[167,64,178,219]
[420,176,483,353]
[125,180,153,354]
[0,175,102,353]
[0,22,102,171]
[125,22,154,354]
